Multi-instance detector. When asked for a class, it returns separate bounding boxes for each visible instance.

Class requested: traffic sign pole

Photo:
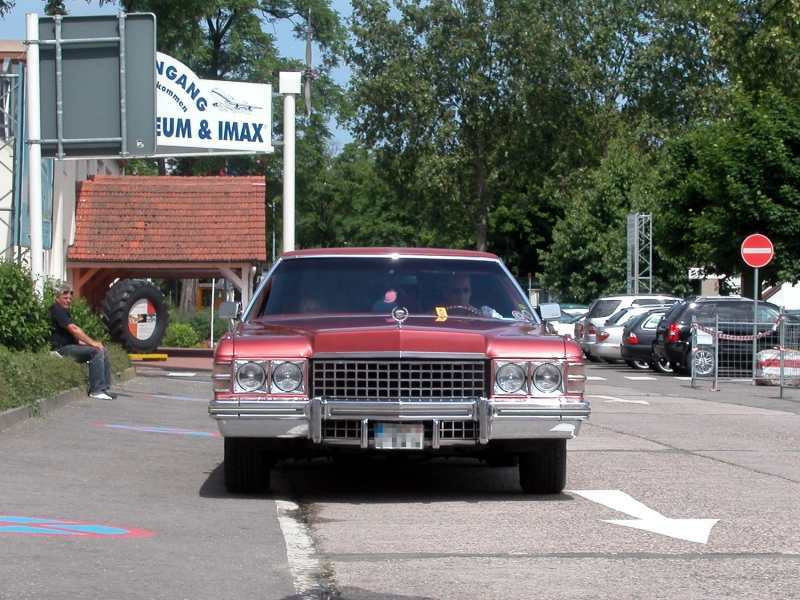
[740,233,775,382]
[26,13,43,294]
[753,267,758,379]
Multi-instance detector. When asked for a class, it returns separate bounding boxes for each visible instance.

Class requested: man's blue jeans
[57,345,111,394]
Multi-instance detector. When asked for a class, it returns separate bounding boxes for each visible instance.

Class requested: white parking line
[275,499,328,598]
[675,376,692,381]
[624,376,657,381]
[587,376,607,381]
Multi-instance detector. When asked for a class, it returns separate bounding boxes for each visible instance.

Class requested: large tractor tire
[102,279,168,352]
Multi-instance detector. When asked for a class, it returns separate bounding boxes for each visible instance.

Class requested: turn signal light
[626,333,639,345]
[566,362,586,395]
[212,361,232,393]
[597,331,610,342]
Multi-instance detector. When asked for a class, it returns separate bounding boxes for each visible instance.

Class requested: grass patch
[0,344,131,413]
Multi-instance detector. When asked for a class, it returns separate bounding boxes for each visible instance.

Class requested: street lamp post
[279,72,301,254]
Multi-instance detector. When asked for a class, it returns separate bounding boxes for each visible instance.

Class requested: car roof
[593,294,680,301]
[692,295,749,302]
[282,247,500,260]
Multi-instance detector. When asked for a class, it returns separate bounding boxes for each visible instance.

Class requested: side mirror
[218,301,241,321]
[539,303,562,321]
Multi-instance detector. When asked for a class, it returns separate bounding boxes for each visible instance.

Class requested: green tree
[539,129,667,303]
[654,87,800,294]
[297,143,411,247]
[348,0,730,276]
[702,0,800,99]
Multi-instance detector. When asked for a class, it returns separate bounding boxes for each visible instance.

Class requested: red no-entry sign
[741,234,774,268]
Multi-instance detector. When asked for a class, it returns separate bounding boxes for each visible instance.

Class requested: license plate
[373,422,424,450]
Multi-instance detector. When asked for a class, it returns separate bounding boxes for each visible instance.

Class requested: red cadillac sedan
[210,248,589,494]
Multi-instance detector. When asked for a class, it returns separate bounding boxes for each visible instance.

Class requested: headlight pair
[494,361,563,395]
[234,360,305,393]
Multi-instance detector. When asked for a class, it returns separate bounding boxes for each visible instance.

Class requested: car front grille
[312,359,487,401]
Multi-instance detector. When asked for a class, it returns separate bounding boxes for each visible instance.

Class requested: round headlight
[272,361,303,392]
[533,363,562,393]
[496,363,526,394]
[236,362,266,391]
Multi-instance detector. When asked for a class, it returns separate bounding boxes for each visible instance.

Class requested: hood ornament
[391,306,409,328]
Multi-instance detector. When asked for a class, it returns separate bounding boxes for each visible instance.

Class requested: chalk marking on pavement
[570,490,718,544]
[93,422,220,438]
[150,393,208,403]
[587,394,649,405]
[167,372,197,377]
[275,499,331,599]
[586,376,607,381]
[624,376,657,381]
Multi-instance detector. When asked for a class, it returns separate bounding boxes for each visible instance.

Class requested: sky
[0,0,353,147]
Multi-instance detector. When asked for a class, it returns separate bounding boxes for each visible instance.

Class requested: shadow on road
[198,456,576,504]
[280,588,436,600]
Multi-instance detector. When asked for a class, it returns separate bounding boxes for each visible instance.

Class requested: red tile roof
[69,176,266,263]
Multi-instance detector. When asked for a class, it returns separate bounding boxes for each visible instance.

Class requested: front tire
[224,438,272,494]
[626,360,650,370]
[651,355,673,374]
[519,440,567,494]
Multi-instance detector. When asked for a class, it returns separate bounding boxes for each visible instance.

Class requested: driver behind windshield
[443,273,473,308]
[441,273,501,318]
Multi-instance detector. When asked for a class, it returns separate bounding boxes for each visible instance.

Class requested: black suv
[654,297,783,376]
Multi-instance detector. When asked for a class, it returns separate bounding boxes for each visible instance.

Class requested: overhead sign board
[37,13,156,158]
[741,234,774,269]
[155,52,273,155]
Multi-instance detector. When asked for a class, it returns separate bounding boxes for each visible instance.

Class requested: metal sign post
[741,234,774,382]
[25,14,43,291]
[752,267,758,378]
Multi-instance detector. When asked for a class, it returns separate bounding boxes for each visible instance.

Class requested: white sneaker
[89,391,114,400]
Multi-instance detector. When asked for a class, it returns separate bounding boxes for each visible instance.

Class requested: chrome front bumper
[209,398,590,447]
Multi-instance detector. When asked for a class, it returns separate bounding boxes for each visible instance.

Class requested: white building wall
[767,283,800,310]
[45,158,120,283]
[0,143,13,258]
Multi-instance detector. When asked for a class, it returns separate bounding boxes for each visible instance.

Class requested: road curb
[0,366,137,433]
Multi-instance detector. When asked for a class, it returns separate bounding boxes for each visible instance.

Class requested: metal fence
[690,313,800,397]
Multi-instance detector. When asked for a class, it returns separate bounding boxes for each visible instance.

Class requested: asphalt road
[1,364,799,599]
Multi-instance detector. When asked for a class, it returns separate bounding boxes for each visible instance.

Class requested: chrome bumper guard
[210,397,590,448]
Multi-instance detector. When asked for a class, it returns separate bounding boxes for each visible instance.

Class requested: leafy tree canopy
[654,87,800,290]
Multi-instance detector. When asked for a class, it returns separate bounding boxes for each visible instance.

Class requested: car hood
[218,315,574,360]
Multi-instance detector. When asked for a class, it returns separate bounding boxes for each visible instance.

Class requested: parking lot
[1,364,799,599]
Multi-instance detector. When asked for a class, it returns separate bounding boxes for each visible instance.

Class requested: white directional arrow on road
[571,490,718,544]
[586,394,649,405]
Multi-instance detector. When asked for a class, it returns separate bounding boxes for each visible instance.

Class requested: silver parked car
[593,305,672,363]
[578,294,681,362]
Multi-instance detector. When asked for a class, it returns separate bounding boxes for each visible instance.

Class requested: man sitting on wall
[50,283,116,400]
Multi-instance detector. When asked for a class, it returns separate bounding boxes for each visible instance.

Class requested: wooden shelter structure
[67,175,266,308]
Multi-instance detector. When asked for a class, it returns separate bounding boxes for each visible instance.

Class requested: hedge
[0,344,131,413]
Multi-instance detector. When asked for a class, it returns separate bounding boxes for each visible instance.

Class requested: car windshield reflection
[247,256,536,322]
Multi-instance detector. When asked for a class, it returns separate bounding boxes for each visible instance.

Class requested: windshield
[588,299,621,319]
[247,256,535,321]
